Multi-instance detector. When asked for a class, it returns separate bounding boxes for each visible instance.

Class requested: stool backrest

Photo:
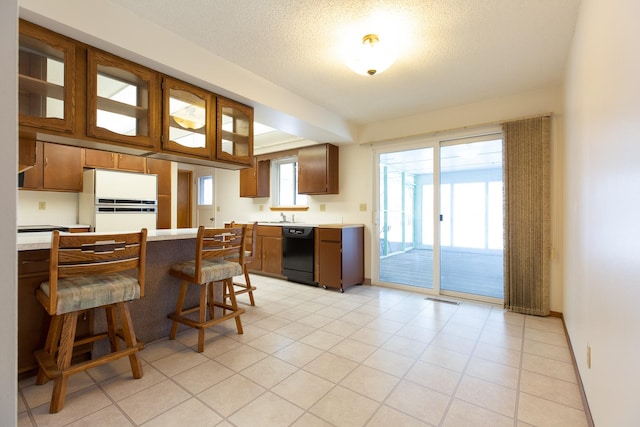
[44,229,148,315]
[195,225,245,281]
[227,221,257,263]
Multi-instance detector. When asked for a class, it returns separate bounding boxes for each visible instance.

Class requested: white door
[195,170,215,227]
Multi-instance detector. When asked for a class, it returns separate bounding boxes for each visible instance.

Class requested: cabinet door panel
[42,143,82,191]
[87,49,160,150]
[298,143,339,195]
[18,20,76,133]
[318,228,342,289]
[240,158,270,197]
[162,77,213,158]
[84,148,115,169]
[146,157,172,195]
[217,98,253,165]
[116,153,145,172]
[21,141,44,189]
[262,236,282,275]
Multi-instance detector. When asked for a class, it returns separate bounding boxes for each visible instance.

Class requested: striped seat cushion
[40,272,140,314]
[171,259,243,284]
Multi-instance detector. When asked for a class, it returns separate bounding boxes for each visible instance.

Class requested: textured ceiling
[107,0,580,147]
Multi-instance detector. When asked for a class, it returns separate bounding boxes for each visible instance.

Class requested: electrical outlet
[587,344,591,369]
[359,203,367,211]
[259,205,264,212]
[216,206,221,212]
[319,204,326,212]
[38,201,46,210]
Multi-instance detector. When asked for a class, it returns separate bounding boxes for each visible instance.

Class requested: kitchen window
[272,156,307,206]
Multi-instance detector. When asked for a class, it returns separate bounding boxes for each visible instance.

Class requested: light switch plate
[319,204,326,212]
[359,203,367,211]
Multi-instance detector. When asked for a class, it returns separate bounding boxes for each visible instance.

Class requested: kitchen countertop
[17,228,200,251]
[17,224,365,251]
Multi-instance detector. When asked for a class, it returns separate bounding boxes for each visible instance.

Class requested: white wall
[563,0,640,424]
[18,191,79,226]
[0,0,17,422]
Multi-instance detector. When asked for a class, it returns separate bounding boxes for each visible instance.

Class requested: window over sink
[272,156,307,207]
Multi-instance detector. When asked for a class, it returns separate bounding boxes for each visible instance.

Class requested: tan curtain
[503,116,551,316]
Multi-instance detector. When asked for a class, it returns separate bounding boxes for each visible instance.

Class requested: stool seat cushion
[171,259,243,284]
[40,272,140,314]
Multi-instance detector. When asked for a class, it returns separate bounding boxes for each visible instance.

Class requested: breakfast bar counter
[17,228,206,376]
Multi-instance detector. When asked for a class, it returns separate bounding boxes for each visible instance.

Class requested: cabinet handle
[20,259,50,265]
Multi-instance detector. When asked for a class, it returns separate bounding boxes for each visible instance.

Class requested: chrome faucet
[280,212,287,222]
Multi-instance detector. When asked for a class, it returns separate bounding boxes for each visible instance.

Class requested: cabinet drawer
[318,228,341,242]
[18,250,50,276]
[258,225,282,237]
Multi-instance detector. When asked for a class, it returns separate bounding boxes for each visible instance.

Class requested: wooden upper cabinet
[83,148,115,169]
[87,49,160,150]
[240,157,270,198]
[298,143,339,195]
[83,148,145,172]
[217,98,253,166]
[22,142,82,192]
[115,153,145,172]
[18,20,76,133]
[146,157,172,195]
[162,77,214,158]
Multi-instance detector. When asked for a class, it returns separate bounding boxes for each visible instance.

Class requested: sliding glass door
[439,139,504,299]
[376,135,504,301]
[378,146,435,290]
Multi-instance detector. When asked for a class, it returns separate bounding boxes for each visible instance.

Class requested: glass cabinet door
[217,98,253,165]
[18,20,75,133]
[87,49,160,149]
[162,77,213,158]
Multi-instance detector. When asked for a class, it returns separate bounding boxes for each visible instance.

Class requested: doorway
[376,134,504,302]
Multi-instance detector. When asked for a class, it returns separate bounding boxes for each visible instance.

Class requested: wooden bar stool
[168,225,246,352]
[225,221,258,306]
[34,229,147,413]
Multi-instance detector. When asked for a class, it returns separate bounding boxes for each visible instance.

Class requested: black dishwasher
[282,226,315,285]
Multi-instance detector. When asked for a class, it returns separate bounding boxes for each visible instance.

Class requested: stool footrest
[168,308,245,330]
[34,341,145,380]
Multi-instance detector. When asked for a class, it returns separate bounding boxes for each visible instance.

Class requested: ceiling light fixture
[348,33,396,76]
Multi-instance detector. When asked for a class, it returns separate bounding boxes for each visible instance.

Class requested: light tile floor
[18,276,589,426]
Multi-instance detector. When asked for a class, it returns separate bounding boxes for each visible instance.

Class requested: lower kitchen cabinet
[248,225,284,277]
[316,225,364,292]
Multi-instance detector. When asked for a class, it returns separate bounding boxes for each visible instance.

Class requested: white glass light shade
[347,34,396,76]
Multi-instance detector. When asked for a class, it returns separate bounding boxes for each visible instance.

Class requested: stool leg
[117,302,143,379]
[244,266,256,306]
[225,279,243,335]
[169,280,189,340]
[49,312,78,413]
[36,315,63,385]
[105,305,120,352]
[207,282,215,320]
[198,285,207,353]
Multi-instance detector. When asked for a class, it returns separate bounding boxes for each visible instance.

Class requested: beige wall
[563,0,640,424]
[216,87,566,312]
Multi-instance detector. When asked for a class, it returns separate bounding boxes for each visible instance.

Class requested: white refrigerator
[79,169,158,232]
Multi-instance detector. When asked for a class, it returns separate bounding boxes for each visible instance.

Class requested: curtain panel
[503,116,551,316]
